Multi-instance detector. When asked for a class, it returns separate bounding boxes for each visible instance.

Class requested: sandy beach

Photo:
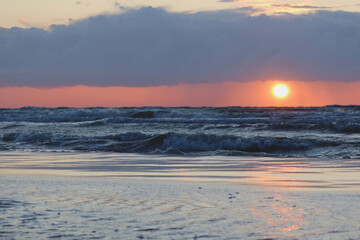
[1,151,360,239]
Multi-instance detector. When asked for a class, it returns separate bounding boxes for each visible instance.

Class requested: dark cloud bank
[1,8,360,87]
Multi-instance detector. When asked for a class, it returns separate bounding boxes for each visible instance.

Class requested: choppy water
[1,106,360,158]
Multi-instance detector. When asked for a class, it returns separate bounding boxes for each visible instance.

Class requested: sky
[1,0,360,28]
[1,0,360,107]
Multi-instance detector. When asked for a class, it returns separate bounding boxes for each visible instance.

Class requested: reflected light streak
[250,193,305,239]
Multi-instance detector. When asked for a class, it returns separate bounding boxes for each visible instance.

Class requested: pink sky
[1,81,359,108]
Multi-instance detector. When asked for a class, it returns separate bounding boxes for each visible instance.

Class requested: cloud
[114,1,129,10]
[272,4,334,9]
[1,8,360,87]
[75,1,90,6]
[236,6,263,14]
[18,18,33,27]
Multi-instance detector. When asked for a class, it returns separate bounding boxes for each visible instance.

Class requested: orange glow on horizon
[0,81,360,108]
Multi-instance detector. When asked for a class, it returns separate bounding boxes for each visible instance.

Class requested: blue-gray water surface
[1,105,360,239]
[1,106,360,158]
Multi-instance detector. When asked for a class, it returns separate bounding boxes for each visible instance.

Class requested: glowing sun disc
[273,84,289,98]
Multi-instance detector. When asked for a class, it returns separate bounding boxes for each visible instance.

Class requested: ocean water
[1,106,360,239]
[1,105,360,158]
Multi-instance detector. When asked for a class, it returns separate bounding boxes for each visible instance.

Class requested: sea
[1,105,360,158]
[1,106,360,239]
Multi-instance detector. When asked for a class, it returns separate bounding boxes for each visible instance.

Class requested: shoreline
[1,151,360,239]
[0,151,360,191]
[1,173,360,239]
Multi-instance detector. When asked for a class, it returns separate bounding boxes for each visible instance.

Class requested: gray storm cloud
[0,7,360,87]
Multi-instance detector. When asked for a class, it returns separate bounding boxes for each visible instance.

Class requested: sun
[273,84,289,98]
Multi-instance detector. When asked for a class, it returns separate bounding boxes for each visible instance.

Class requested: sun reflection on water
[250,193,306,239]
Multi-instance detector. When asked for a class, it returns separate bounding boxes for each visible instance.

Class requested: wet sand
[1,151,360,239]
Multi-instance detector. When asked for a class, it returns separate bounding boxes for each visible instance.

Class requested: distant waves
[1,106,360,158]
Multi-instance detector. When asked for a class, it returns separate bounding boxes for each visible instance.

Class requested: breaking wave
[1,106,360,158]
[0,131,343,156]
